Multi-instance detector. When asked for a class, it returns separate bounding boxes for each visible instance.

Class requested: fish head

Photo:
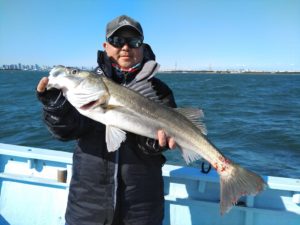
[48,65,92,89]
[47,65,109,111]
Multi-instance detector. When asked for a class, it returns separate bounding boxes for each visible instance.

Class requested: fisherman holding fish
[37,15,177,225]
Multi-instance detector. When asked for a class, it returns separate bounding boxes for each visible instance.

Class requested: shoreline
[159,70,300,75]
[1,68,300,75]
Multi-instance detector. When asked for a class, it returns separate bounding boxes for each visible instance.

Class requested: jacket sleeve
[136,77,177,155]
[37,88,96,141]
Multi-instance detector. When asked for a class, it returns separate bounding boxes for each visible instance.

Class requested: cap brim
[106,25,143,39]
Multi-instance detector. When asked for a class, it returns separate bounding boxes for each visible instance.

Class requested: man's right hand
[36,77,62,106]
[37,77,49,93]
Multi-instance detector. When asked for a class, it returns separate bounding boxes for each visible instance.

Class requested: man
[37,15,177,225]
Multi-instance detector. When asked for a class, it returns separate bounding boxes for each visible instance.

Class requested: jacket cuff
[137,136,168,155]
[37,89,72,116]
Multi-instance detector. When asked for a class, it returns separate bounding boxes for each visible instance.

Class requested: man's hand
[36,77,62,106]
[37,77,49,93]
[157,130,176,149]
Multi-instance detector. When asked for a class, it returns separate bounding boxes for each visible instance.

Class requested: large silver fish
[47,65,266,214]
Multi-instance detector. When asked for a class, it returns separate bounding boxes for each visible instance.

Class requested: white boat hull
[0,143,299,225]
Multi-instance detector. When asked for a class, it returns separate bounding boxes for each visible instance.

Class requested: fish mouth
[49,65,66,77]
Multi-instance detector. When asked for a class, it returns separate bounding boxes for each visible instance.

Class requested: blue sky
[1,0,299,71]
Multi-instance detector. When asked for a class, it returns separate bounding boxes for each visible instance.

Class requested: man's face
[104,28,144,69]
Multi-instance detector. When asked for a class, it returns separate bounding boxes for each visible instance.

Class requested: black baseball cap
[106,15,144,39]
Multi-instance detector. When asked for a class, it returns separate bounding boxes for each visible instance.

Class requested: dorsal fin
[125,78,160,102]
[175,108,207,135]
[125,61,160,102]
[134,60,159,82]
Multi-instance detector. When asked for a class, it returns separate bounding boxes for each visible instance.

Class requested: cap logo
[119,19,130,26]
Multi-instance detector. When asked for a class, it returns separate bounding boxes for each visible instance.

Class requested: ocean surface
[0,70,299,179]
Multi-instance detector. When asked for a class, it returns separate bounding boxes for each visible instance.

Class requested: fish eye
[71,69,78,75]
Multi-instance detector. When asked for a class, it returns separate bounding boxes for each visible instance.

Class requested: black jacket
[38,48,176,225]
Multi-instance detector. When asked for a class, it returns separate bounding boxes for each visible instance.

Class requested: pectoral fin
[105,125,127,152]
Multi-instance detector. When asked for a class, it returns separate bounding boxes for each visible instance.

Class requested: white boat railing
[0,143,299,225]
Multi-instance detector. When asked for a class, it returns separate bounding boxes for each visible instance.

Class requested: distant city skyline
[0,63,94,71]
[1,1,299,71]
[2,62,299,74]
[1,63,51,71]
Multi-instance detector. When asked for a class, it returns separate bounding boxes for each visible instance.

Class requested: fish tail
[219,163,267,215]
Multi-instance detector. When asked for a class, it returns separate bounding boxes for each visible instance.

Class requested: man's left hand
[157,130,176,149]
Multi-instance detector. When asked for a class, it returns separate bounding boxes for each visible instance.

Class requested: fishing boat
[0,143,299,225]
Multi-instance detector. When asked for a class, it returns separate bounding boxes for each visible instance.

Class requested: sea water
[0,70,299,178]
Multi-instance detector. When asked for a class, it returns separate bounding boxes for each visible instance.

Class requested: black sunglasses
[107,36,143,48]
